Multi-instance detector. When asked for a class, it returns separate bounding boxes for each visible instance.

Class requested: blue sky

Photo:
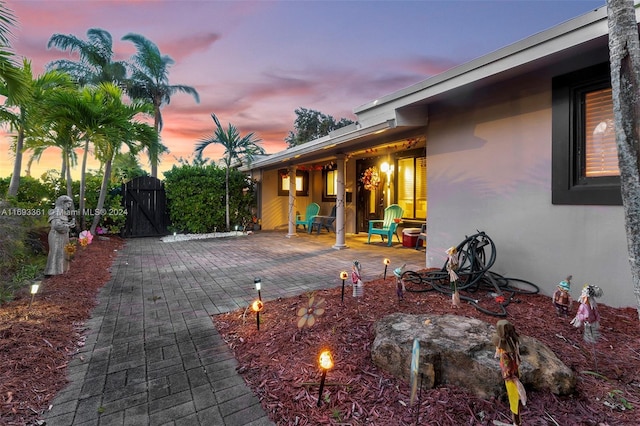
[1,0,604,178]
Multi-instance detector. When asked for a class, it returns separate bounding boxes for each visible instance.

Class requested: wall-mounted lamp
[380,161,394,206]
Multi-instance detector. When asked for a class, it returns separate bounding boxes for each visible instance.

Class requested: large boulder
[371,313,575,399]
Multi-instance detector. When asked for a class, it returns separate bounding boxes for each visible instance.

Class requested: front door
[355,159,385,233]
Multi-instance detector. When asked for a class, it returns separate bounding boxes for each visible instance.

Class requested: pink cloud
[157,33,221,62]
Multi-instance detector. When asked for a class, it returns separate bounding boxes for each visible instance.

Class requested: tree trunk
[65,152,73,199]
[25,154,33,177]
[225,166,230,231]
[607,0,640,319]
[150,109,161,178]
[78,139,90,230]
[7,126,24,197]
[90,158,112,235]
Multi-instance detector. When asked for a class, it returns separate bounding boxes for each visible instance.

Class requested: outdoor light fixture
[317,349,334,407]
[254,277,262,301]
[383,258,391,280]
[29,281,41,309]
[251,299,264,330]
[339,271,348,302]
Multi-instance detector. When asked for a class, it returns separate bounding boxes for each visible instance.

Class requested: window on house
[321,169,338,202]
[278,169,309,197]
[397,156,427,218]
[552,62,621,205]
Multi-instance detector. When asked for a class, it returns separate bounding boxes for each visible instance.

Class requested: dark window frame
[278,169,309,197]
[322,166,338,202]
[552,62,621,205]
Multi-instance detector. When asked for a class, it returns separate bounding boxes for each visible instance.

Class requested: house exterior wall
[259,166,357,233]
[425,76,633,308]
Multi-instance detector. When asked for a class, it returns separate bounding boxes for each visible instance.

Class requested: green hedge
[164,164,257,233]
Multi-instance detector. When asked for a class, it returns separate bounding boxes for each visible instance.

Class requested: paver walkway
[43,231,426,425]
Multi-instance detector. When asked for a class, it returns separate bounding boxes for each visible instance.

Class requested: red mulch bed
[2,240,639,425]
[214,276,640,426]
[0,236,124,426]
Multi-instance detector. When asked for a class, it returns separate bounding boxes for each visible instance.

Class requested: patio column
[286,165,297,238]
[333,154,348,249]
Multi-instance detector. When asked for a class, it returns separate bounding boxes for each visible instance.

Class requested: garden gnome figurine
[351,260,363,298]
[571,284,603,343]
[393,264,406,301]
[44,195,76,276]
[552,275,573,317]
[492,320,527,426]
[446,246,461,308]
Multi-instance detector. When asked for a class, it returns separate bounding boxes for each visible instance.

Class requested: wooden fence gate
[121,176,169,237]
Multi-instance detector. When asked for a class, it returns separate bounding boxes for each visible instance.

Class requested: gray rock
[371,313,575,399]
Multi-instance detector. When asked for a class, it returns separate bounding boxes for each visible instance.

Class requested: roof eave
[354,3,613,115]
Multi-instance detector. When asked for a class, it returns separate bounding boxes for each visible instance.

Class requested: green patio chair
[295,202,320,233]
[367,204,404,246]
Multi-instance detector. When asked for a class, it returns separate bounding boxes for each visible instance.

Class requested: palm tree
[0,1,29,105]
[194,113,265,231]
[2,62,72,197]
[45,84,114,228]
[21,117,81,199]
[46,28,127,87]
[122,33,200,178]
[87,83,157,234]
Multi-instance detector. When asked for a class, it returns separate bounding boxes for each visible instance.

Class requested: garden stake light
[252,299,264,330]
[28,281,41,309]
[383,258,390,279]
[317,349,334,407]
[254,277,262,301]
[339,271,348,302]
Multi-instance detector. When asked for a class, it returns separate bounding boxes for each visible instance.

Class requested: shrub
[164,164,257,233]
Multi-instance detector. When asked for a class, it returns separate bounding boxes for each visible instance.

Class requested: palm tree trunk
[65,152,73,199]
[60,156,66,180]
[607,0,640,319]
[78,138,90,230]
[90,158,112,235]
[225,166,231,231]
[25,154,34,177]
[150,111,160,178]
[7,126,24,197]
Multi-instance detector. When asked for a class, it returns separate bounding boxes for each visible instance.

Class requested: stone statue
[44,195,75,276]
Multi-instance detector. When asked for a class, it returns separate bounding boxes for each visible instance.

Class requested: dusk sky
[1,0,604,180]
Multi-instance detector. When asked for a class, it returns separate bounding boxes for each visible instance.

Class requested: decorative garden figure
[351,260,363,298]
[394,264,406,301]
[44,195,75,276]
[492,320,527,426]
[571,284,603,344]
[446,246,461,308]
[552,275,573,317]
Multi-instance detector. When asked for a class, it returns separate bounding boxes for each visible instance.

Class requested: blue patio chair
[295,202,320,232]
[367,204,404,246]
[311,205,337,234]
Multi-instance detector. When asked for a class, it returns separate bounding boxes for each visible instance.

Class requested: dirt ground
[0,236,124,426]
[1,238,639,425]
[214,276,640,426]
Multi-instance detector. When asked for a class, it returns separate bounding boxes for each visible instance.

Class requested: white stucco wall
[425,79,634,308]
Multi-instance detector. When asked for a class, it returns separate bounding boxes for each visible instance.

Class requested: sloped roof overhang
[353,4,619,123]
[243,2,639,173]
[243,119,426,172]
